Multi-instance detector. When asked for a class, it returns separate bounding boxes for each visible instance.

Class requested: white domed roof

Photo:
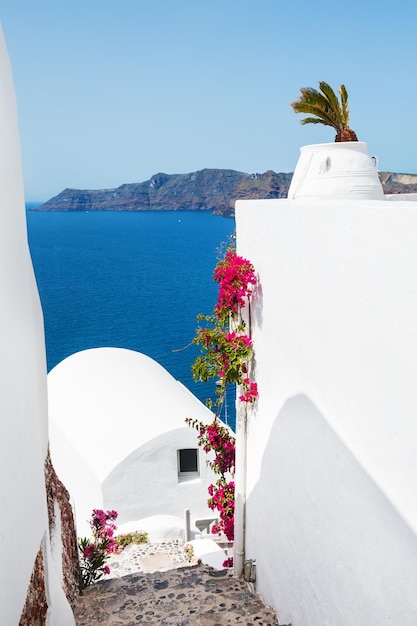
[48,347,213,481]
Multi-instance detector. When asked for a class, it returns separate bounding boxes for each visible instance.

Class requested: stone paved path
[105,541,188,578]
[74,564,282,625]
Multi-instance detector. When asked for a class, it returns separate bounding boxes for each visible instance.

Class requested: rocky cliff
[34,168,417,216]
[34,169,291,216]
[379,171,417,195]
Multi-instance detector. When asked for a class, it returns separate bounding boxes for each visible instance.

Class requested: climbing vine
[187,242,257,566]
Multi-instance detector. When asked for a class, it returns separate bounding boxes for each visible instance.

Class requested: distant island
[32,168,417,217]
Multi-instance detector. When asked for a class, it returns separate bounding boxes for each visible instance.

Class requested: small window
[178,448,199,476]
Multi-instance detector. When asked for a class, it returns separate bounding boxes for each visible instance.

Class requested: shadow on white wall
[247,394,417,626]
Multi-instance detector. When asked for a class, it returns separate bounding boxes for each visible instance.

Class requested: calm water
[26,209,236,429]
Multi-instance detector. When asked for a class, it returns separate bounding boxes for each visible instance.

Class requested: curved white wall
[0,24,74,625]
[288,142,384,201]
[236,197,417,626]
[48,348,224,538]
[103,426,218,527]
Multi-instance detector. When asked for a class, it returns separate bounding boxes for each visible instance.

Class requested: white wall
[235,197,417,626]
[48,347,225,538]
[103,426,219,528]
[0,24,74,625]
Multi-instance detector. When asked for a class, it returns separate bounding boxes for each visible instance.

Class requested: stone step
[74,563,285,625]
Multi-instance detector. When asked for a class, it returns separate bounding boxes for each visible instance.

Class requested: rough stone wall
[19,451,80,625]
[19,546,48,626]
[44,448,80,608]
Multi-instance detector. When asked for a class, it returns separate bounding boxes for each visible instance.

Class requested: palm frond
[291,93,343,130]
[318,81,341,116]
[299,116,333,127]
[290,81,357,141]
[338,84,350,124]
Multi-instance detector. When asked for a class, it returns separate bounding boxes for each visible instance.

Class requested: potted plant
[290,81,358,142]
[287,81,383,200]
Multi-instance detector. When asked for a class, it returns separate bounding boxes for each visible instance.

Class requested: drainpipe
[234,396,248,577]
[233,306,251,578]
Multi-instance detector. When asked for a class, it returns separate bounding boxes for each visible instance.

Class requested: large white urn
[287,141,384,201]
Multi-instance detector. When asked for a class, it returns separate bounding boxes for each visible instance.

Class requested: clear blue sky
[1,0,416,201]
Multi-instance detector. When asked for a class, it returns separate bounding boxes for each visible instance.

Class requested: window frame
[177,448,200,477]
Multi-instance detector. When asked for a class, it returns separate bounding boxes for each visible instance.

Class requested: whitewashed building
[234,141,417,626]
[48,347,223,540]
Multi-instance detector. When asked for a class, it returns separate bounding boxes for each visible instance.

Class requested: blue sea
[26,209,236,429]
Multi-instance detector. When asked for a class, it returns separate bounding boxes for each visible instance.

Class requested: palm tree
[290,81,358,142]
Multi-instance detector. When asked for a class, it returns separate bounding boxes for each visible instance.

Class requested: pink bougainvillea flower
[107,538,118,554]
[188,247,258,550]
[213,251,256,321]
[79,508,119,589]
[83,543,94,559]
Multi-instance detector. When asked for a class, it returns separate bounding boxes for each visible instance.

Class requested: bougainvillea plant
[187,243,257,568]
[213,248,257,324]
[78,509,118,591]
